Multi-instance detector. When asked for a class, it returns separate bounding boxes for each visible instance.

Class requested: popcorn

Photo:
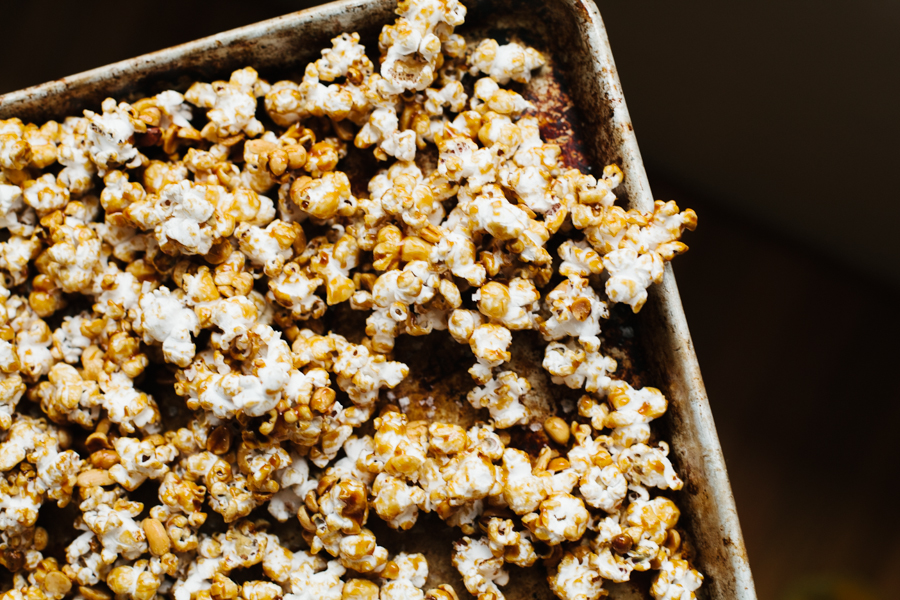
[9,297,54,381]
[130,286,199,368]
[0,3,703,597]
[579,464,627,513]
[379,0,466,92]
[107,558,165,600]
[466,370,529,428]
[499,448,547,515]
[483,517,537,567]
[236,219,302,277]
[0,119,35,170]
[0,235,40,288]
[521,492,589,545]
[618,442,683,491]
[464,185,551,265]
[0,369,25,430]
[473,278,539,330]
[126,180,236,257]
[538,276,607,351]
[31,363,102,428]
[548,549,606,600]
[380,553,428,600]
[109,435,178,491]
[0,183,37,237]
[651,557,704,600]
[557,239,604,278]
[452,536,508,599]
[51,314,92,365]
[304,235,360,306]
[186,68,269,143]
[372,473,426,529]
[602,247,664,313]
[588,200,697,313]
[57,117,98,195]
[542,339,616,394]
[84,98,145,173]
[38,214,102,294]
[470,78,532,117]
[23,174,69,217]
[355,104,417,162]
[289,171,355,221]
[469,40,545,84]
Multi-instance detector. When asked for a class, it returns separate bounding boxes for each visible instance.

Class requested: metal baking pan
[0,0,756,598]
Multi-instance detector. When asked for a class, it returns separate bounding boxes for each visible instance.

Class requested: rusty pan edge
[570,1,757,597]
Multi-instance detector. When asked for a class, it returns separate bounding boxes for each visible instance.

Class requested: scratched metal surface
[0,1,756,598]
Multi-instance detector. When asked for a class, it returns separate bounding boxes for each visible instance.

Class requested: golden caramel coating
[0,2,700,599]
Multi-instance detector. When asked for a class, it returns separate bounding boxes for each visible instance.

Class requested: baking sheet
[0,1,757,598]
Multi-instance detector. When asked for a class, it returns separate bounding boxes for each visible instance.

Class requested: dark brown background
[2,1,897,598]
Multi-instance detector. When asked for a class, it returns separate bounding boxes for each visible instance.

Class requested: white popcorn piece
[469,39,545,84]
[452,536,508,599]
[0,370,26,431]
[618,442,683,491]
[602,247,664,313]
[380,553,428,600]
[0,183,36,237]
[9,297,54,381]
[558,239,604,278]
[373,473,426,530]
[236,219,298,277]
[467,370,529,429]
[51,312,93,364]
[91,266,142,319]
[79,487,149,561]
[57,117,98,194]
[131,285,199,367]
[99,371,162,434]
[32,362,102,429]
[268,263,326,320]
[22,173,69,216]
[539,276,607,351]
[467,323,512,382]
[426,231,484,289]
[269,451,317,522]
[366,260,438,352]
[500,448,547,515]
[471,77,532,116]
[0,235,42,286]
[127,179,236,256]
[606,380,667,428]
[84,98,143,173]
[548,551,607,600]
[522,492,589,545]
[379,0,466,92]
[109,435,179,491]
[579,464,627,513]
[42,215,103,294]
[651,557,704,600]
[436,127,498,191]
[284,559,345,600]
[542,339,616,394]
[186,67,268,142]
[465,185,550,265]
[330,335,408,407]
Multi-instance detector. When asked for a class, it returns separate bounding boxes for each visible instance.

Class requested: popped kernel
[469,40,545,85]
[186,68,269,143]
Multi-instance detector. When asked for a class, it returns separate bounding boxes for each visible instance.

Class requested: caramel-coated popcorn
[0,2,701,599]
